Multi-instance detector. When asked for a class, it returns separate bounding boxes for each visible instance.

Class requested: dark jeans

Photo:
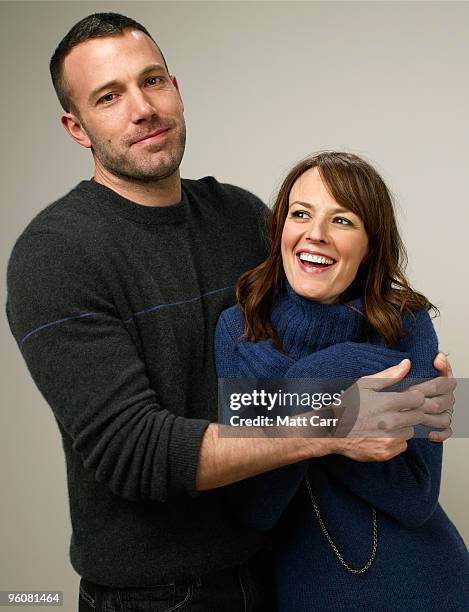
[78,553,276,612]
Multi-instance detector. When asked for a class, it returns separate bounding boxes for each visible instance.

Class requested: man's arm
[195,420,412,491]
[8,232,453,501]
[9,230,407,502]
[7,231,211,502]
[208,307,430,491]
[205,308,457,493]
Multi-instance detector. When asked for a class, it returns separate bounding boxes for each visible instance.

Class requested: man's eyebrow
[88,64,167,103]
[89,80,120,103]
[289,200,351,214]
[140,63,166,77]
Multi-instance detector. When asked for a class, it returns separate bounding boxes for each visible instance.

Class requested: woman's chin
[291,284,336,303]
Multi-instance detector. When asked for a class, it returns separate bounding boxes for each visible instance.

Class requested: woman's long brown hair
[237,151,437,348]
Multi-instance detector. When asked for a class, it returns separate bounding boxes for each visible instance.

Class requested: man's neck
[93,167,182,207]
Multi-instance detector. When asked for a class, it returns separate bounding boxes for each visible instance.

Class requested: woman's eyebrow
[289,200,351,214]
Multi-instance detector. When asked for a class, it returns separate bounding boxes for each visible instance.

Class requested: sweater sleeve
[7,231,210,503]
[215,307,294,379]
[215,308,308,530]
[284,342,409,379]
[318,309,443,527]
[217,308,442,530]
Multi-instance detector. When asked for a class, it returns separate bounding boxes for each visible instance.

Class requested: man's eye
[146,76,163,86]
[98,93,117,104]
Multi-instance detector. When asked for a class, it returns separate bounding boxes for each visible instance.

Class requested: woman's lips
[296,254,337,274]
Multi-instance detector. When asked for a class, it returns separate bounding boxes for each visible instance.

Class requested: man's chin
[104,158,182,184]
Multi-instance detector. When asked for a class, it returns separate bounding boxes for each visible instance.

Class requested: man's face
[62,29,185,182]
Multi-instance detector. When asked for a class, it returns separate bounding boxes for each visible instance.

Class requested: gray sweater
[7,177,269,587]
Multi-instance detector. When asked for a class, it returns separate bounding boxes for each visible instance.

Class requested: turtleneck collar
[271,281,366,360]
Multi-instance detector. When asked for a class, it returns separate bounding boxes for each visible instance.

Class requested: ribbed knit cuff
[168,417,211,497]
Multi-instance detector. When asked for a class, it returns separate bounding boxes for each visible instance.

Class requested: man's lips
[132,128,169,145]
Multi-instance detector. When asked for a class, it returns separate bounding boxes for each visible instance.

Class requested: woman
[215,152,469,611]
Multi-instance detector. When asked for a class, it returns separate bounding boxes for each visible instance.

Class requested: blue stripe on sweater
[21,285,234,344]
[125,285,233,320]
[21,312,103,343]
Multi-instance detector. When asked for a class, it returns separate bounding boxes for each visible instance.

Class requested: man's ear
[170,75,184,112]
[61,112,92,149]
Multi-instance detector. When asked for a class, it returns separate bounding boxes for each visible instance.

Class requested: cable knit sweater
[215,285,469,612]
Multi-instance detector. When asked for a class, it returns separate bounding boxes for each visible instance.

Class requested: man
[6,13,454,611]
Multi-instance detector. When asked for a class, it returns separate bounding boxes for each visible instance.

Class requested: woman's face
[281,167,369,303]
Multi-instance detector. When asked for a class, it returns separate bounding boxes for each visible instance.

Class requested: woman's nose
[306,219,329,244]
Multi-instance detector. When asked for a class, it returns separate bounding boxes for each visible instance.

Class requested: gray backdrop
[1,1,468,608]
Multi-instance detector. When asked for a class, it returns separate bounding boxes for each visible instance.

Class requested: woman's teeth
[299,253,335,265]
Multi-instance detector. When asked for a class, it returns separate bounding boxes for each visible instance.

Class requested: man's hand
[334,435,410,462]
[196,356,456,490]
[334,359,424,435]
[408,352,456,442]
[331,359,424,461]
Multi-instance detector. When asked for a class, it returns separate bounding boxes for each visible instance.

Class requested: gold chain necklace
[304,474,378,575]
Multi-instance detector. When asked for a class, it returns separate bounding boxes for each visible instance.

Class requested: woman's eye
[333,217,352,226]
[291,210,309,219]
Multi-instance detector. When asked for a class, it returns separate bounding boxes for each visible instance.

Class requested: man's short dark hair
[50,12,169,113]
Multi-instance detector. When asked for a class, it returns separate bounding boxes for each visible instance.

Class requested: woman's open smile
[281,167,368,304]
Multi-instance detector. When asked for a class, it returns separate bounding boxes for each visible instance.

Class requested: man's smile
[131,128,170,145]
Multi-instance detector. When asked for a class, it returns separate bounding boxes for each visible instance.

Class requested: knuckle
[424,416,437,428]
[382,396,396,411]
[425,399,439,414]
[435,414,451,428]
[400,391,421,410]
[411,390,425,407]
[379,417,392,432]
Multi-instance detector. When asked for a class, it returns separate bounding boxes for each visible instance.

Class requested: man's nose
[306,219,329,244]
[128,88,157,123]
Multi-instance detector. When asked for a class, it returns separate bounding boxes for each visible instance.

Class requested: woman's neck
[271,282,366,360]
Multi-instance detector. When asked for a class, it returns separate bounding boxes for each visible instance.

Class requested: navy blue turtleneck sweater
[215,286,469,611]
